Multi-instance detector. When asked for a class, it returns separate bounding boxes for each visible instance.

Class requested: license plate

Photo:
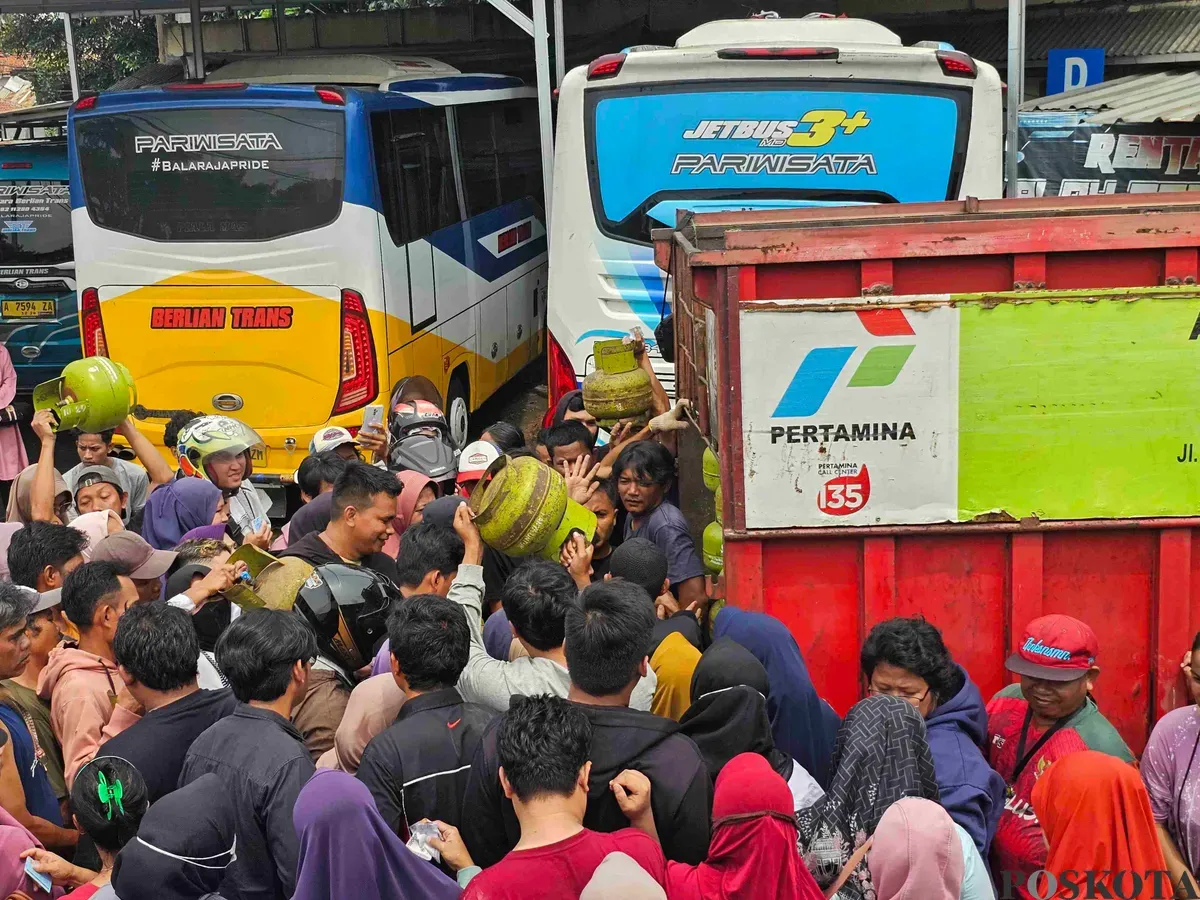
[1,299,54,319]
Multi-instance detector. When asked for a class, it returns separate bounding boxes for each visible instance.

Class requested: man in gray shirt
[61,421,174,522]
[448,503,655,713]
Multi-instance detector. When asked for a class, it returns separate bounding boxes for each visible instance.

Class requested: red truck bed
[655,194,1200,753]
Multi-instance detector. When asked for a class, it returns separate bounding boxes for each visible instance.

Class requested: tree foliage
[0,13,158,102]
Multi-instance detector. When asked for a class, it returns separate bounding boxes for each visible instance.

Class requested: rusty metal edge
[722,517,1200,540]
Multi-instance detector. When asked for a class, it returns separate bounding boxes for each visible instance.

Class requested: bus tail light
[315,87,345,105]
[587,53,627,80]
[545,331,578,426]
[73,95,98,112]
[936,50,977,78]
[717,47,839,60]
[80,287,108,357]
[331,289,378,416]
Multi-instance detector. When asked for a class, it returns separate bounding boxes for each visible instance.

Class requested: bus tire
[447,370,470,450]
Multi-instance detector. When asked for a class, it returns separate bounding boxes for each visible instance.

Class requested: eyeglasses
[867,683,931,703]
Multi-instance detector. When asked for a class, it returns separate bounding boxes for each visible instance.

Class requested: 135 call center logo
[681,109,871,148]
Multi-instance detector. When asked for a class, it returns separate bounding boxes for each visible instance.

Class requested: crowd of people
[0,336,1190,900]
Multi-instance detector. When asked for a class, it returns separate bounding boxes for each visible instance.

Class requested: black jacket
[179,704,316,900]
[100,687,238,802]
[459,702,712,868]
[355,687,494,837]
[279,532,399,584]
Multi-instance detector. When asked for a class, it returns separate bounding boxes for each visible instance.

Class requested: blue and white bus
[546,15,1003,405]
[0,104,80,394]
[69,54,545,488]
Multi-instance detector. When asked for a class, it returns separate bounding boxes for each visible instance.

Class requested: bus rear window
[0,181,71,265]
[587,82,969,243]
[75,106,345,242]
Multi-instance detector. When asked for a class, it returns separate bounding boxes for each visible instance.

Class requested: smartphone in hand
[361,404,385,435]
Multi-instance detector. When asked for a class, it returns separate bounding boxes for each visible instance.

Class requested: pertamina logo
[771,308,917,422]
[771,309,921,519]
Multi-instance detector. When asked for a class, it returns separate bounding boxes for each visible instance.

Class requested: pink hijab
[380,470,436,559]
[70,509,124,560]
[867,798,964,900]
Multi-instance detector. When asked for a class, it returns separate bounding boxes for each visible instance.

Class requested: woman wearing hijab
[712,606,841,789]
[6,463,70,524]
[796,694,940,900]
[662,752,824,900]
[70,509,123,561]
[680,638,823,811]
[868,798,994,900]
[109,773,236,900]
[292,770,460,900]
[141,478,225,551]
[378,470,436,559]
[1033,751,1166,899]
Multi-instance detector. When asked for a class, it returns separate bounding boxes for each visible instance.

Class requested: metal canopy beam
[481,0,533,37]
[483,0,554,227]
[1005,0,1025,198]
[60,12,80,99]
[0,0,274,10]
[187,0,203,78]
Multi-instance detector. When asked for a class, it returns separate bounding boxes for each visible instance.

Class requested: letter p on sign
[1047,48,1105,95]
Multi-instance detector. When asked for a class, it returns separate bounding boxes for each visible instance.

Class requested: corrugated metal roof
[1021,69,1200,123]
[891,1,1200,66]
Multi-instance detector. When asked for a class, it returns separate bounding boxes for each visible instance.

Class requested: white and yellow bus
[68,54,546,502]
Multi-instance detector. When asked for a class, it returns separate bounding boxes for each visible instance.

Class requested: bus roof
[208,53,460,86]
[676,16,902,49]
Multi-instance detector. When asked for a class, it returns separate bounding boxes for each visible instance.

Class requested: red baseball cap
[1005,614,1098,681]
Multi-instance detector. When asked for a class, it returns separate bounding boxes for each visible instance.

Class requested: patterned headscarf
[795,695,940,900]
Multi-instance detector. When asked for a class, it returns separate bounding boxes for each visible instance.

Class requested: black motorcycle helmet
[292,564,400,672]
[387,397,458,492]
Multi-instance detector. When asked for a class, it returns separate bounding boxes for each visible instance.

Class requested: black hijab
[679,638,791,782]
[111,774,237,900]
[794,694,940,900]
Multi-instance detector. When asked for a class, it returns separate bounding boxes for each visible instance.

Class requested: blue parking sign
[1047,48,1105,95]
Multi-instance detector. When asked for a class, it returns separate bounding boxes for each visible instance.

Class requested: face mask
[135,835,237,870]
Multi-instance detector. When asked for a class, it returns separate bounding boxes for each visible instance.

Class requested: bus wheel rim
[450,396,469,448]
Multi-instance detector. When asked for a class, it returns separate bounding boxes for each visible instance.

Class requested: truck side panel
[667,195,1200,754]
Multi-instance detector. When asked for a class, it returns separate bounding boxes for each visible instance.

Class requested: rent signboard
[1018,113,1200,197]
[741,288,1200,529]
